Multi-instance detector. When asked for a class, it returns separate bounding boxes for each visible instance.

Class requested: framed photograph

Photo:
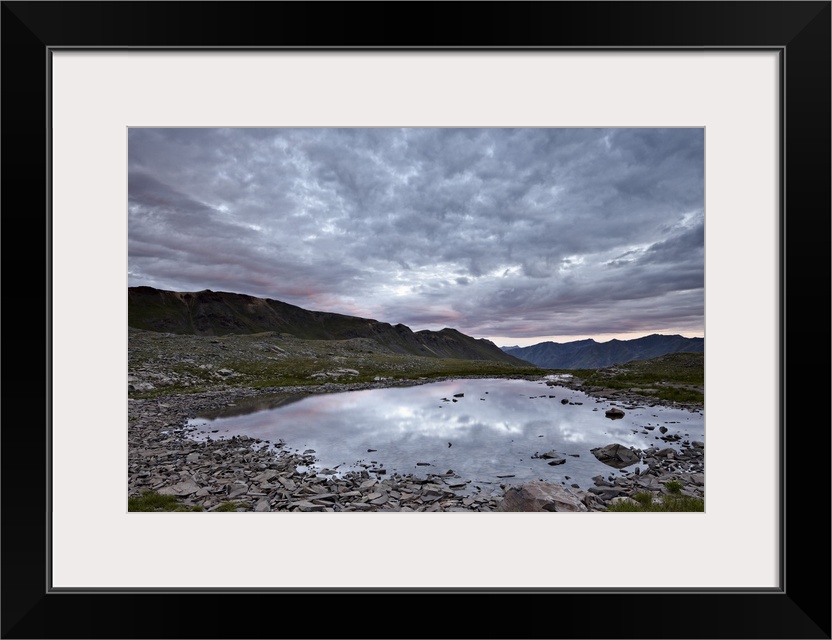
[4,2,829,638]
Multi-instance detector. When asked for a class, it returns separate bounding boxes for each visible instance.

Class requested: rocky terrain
[128,330,705,512]
[128,326,539,394]
[129,384,704,512]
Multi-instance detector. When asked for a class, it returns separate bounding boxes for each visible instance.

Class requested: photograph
[127,127,706,514]
[2,0,829,637]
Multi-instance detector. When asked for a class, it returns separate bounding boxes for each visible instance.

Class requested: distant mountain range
[128,286,529,366]
[501,334,704,369]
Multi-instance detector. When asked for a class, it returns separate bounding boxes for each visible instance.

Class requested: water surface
[187,377,704,491]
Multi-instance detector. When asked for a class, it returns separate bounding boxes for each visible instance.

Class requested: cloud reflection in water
[188,378,704,489]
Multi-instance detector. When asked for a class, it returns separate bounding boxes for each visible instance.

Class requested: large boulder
[590,443,641,468]
[499,480,588,512]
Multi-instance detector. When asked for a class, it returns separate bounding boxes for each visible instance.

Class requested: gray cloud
[129,128,704,343]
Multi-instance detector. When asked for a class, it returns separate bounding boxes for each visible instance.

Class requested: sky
[128,128,704,347]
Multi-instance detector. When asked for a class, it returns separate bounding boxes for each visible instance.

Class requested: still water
[187,377,704,491]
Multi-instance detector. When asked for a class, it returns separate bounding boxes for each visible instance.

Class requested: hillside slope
[128,286,530,366]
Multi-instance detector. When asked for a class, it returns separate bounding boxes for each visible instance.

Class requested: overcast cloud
[128,128,704,346]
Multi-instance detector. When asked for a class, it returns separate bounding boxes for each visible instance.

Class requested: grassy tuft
[607,492,704,512]
[664,480,683,495]
[128,490,203,512]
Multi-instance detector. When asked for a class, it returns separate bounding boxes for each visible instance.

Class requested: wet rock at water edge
[605,408,625,419]
[534,451,566,465]
[590,443,641,468]
[499,480,588,512]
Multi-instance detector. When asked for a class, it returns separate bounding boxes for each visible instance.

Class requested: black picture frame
[3,2,829,638]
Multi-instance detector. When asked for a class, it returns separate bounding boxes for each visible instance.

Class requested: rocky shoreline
[128,376,704,512]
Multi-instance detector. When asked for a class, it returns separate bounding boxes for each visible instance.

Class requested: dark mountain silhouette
[501,334,704,369]
[128,286,531,366]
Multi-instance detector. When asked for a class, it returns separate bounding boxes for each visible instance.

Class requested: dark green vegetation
[558,352,704,404]
[127,490,204,512]
[503,333,703,369]
[129,286,527,365]
[223,354,542,389]
[127,491,247,512]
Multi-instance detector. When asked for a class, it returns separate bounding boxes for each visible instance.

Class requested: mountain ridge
[502,334,703,369]
[128,286,530,366]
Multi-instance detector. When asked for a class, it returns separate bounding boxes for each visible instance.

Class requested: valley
[128,287,704,513]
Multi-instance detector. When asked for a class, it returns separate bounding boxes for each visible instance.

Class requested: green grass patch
[606,491,704,512]
[652,387,704,404]
[556,353,703,404]
[221,355,542,389]
[128,490,203,512]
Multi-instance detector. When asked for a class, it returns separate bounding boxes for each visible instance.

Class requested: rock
[547,457,566,466]
[254,497,271,512]
[158,479,200,496]
[592,475,615,487]
[605,408,625,419]
[499,481,588,512]
[278,477,297,491]
[227,483,249,499]
[590,443,640,468]
[588,486,627,500]
[561,399,569,405]
[292,500,326,512]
